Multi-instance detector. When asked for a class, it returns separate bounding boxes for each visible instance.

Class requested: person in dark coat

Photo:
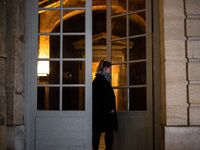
[92,59,118,150]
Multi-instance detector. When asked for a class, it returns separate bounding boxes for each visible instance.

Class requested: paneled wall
[186,0,200,125]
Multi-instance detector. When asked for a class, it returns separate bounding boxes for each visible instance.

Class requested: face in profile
[104,66,112,74]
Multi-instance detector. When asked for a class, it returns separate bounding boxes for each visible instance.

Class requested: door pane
[111,16,126,39]
[38,35,60,58]
[129,62,146,85]
[63,10,85,33]
[114,88,127,111]
[112,64,127,87]
[129,12,146,36]
[111,40,128,63]
[63,35,85,58]
[37,87,59,110]
[111,0,126,16]
[129,87,146,111]
[129,0,145,12]
[63,0,85,8]
[39,0,60,8]
[63,61,85,84]
[38,10,60,33]
[129,37,146,61]
[37,61,60,84]
[62,87,85,110]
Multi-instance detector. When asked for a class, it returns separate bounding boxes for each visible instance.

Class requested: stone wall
[4,0,25,149]
[0,1,7,149]
[186,0,200,126]
[162,0,200,149]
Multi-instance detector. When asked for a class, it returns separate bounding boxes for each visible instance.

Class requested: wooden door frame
[152,0,162,149]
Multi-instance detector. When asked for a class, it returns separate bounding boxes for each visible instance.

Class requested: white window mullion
[126,0,130,111]
[59,0,63,111]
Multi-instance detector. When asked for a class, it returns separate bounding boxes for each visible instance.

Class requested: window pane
[114,88,127,111]
[39,0,60,8]
[38,10,60,33]
[129,87,146,111]
[62,87,85,110]
[129,37,146,61]
[63,61,85,84]
[63,35,85,58]
[129,0,145,12]
[129,62,146,85]
[37,87,59,110]
[63,10,85,33]
[111,40,127,63]
[129,12,146,36]
[112,64,127,87]
[38,35,60,59]
[63,0,85,8]
[37,61,60,84]
[111,0,126,16]
[111,16,126,39]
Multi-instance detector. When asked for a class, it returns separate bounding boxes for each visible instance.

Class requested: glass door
[26,0,92,149]
[107,0,153,149]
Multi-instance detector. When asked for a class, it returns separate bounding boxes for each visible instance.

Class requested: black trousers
[93,128,113,150]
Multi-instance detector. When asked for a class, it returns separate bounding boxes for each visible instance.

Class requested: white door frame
[24,0,92,149]
[24,0,161,149]
[106,0,153,149]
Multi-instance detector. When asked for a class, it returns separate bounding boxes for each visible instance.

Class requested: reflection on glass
[38,35,60,59]
[129,37,146,61]
[129,0,145,12]
[129,62,146,85]
[38,10,60,33]
[129,12,146,36]
[63,35,85,58]
[114,88,127,111]
[63,61,85,84]
[112,64,127,87]
[37,87,59,110]
[111,0,126,16]
[37,61,60,84]
[39,0,60,8]
[111,16,126,39]
[63,10,85,33]
[63,0,85,8]
[111,40,127,63]
[129,87,146,110]
[62,87,85,110]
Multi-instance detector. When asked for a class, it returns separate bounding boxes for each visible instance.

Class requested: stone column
[6,0,25,149]
[161,0,200,149]
[0,0,7,149]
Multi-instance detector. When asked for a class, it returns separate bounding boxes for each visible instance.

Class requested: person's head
[97,59,112,74]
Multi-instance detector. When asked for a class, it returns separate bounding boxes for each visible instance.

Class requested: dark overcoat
[92,74,118,131]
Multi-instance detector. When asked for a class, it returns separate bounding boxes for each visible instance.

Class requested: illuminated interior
[37,35,50,76]
[37,0,146,111]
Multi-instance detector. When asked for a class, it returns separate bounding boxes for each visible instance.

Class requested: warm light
[37,61,49,76]
[38,35,50,76]
[92,62,98,81]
